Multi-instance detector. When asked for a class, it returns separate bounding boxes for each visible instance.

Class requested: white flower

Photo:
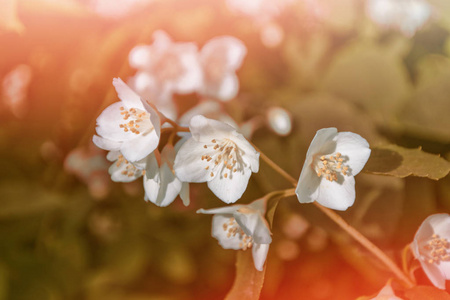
[198,36,246,101]
[93,78,161,162]
[197,198,272,271]
[128,30,203,104]
[411,213,450,290]
[370,281,402,300]
[295,128,371,211]
[174,115,259,204]
[143,144,190,207]
[366,0,431,37]
[106,150,147,183]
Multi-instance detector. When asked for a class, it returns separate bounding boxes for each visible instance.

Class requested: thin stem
[314,203,414,287]
[251,143,298,186]
[255,143,415,287]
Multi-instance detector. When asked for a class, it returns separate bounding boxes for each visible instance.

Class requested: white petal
[174,49,202,93]
[306,128,338,158]
[295,165,321,204]
[428,213,450,236]
[174,138,213,182]
[143,154,160,202]
[95,102,136,142]
[211,214,243,250]
[334,132,371,175]
[252,243,270,271]
[120,130,160,162]
[112,78,146,111]
[152,163,182,207]
[213,73,239,101]
[109,161,142,182]
[106,150,121,161]
[189,115,236,142]
[129,45,152,69]
[234,211,272,244]
[420,260,447,290]
[207,164,252,203]
[180,182,190,206]
[152,30,172,50]
[201,36,247,70]
[197,206,241,215]
[92,135,121,151]
[316,176,356,211]
[232,131,259,172]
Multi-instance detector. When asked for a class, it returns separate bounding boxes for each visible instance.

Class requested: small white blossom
[128,30,203,105]
[106,150,147,183]
[198,36,247,101]
[295,128,371,211]
[411,213,450,290]
[366,0,431,37]
[93,78,161,162]
[174,115,259,204]
[266,106,292,136]
[143,144,190,207]
[197,198,272,271]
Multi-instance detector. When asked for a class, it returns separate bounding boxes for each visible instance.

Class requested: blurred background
[0,0,449,299]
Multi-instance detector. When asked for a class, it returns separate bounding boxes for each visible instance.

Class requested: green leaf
[224,250,266,300]
[405,285,450,300]
[363,144,450,180]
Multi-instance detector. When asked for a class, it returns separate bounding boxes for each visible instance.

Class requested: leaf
[363,144,450,180]
[405,285,450,300]
[224,250,266,300]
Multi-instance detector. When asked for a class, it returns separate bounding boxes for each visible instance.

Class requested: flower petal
[295,165,321,204]
[180,182,190,206]
[143,154,160,203]
[120,129,160,162]
[307,127,338,157]
[129,45,152,69]
[174,138,213,182]
[109,161,142,182]
[334,132,371,175]
[420,260,447,290]
[201,36,247,70]
[95,102,137,142]
[252,243,270,271]
[189,115,236,142]
[316,176,356,211]
[213,73,239,101]
[112,78,146,111]
[234,211,272,244]
[197,206,241,215]
[207,164,252,203]
[211,214,242,250]
[232,131,260,172]
[174,47,203,93]
[152,163,182,207]
[92,135,122,151]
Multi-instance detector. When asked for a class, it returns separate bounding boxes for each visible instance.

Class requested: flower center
[422,234,450,265]
[119,106,153,135]
[222,217,253,251]
[116,154,146,177]
[312,152,349,182]
[201,138,245,179]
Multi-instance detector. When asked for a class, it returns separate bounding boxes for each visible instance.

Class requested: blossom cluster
[90,29,449,292]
